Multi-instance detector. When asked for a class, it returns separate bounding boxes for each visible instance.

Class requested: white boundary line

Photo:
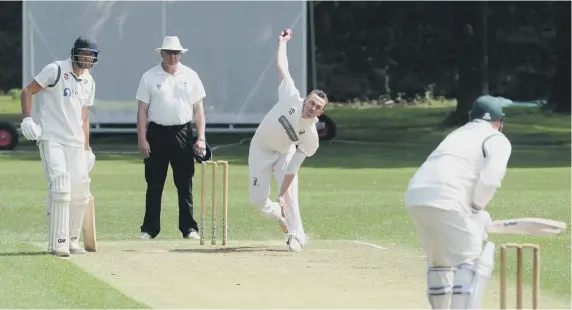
[353,240,387,250]
[211,138,251,153]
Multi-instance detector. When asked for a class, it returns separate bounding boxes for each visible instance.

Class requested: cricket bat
[487,218,567,236]
[82,194,97,252]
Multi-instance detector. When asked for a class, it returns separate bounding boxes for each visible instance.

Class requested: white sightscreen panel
[22,1,307,125]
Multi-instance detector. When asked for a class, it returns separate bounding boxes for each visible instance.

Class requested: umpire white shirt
[136,63,206,126]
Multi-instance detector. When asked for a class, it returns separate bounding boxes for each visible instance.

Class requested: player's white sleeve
[472,134,512,209]
[84,81,95,107]
[285,127,319,174]
[285,150,307,175]
[135,74,150,104]
[34,63,59,88]
[297,127,319,157]
[277,41,301,103]
[190,71,206,105]
[278,75,300,102]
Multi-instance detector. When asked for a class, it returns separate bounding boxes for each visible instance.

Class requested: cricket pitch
[68,240,569,309]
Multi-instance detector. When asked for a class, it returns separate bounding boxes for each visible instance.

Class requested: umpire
[135,36,207,240]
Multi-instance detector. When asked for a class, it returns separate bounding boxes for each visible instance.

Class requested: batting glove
[471,210,492,241]
[20,117,42,141]
[86,150,96,172]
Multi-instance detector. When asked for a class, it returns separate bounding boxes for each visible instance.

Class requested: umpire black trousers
[141,121,198,238]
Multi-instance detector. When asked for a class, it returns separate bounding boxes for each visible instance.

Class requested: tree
[548,1,571,114]
[0,1,22,92]
[441,1,487,127]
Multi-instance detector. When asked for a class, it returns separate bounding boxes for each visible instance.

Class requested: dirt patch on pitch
[69,240,570,309]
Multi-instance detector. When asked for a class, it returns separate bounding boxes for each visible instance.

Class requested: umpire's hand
[194,138,206,155]
[139,138,151,158]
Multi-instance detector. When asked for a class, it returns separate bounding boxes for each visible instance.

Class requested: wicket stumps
[500,243,540,309]
[199,160,229,246]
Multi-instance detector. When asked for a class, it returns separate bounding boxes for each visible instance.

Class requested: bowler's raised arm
[276,29,293,83]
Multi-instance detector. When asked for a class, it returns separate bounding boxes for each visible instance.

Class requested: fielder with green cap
[403,95,512,309]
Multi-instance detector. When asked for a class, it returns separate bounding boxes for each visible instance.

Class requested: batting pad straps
[427,266,455,309]
[450,265,475,310]
[49,173,71,201]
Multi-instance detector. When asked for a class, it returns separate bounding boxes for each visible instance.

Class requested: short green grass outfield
[0,98,570,308]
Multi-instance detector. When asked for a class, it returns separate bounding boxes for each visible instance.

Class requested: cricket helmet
[469,95,506,131]
[71,36,99,70]
[469,95,506,121]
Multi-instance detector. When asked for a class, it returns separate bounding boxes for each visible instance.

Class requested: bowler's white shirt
[251,75,319,157]
[33,58,95,148]
[405,120,512,214]
[136,63,205,126]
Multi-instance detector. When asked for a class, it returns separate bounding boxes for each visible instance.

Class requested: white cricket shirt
[32,58,95,148]
[136,63,206,126]
[251,75,320,157]
[404,120,512,214]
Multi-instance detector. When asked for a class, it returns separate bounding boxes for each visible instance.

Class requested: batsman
[20,37,99,257]
[248,29,328,252]
[404,95,513,309]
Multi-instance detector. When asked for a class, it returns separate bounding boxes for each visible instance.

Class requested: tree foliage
[0,1,566,115]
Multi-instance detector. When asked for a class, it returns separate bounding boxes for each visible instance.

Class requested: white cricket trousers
[407,206,489,309]
[407,205,483,267]
[248,141,306,245]
[38,140,90,252]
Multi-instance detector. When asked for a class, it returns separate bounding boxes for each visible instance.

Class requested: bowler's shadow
[169,246,288,254]
[0,251,49,257]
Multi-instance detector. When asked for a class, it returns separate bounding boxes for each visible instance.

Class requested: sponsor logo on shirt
[63,87,79,98]
[278,115,299,142]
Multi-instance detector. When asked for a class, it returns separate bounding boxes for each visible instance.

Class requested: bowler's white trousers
[248,141,306,245]
[38,140,91,252]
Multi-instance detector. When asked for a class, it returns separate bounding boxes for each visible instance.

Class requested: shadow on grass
[212,143,571,169]
[0,251,48,257]
[168,246,288,254]
[2,140,570,169]
[2,106,569,168]
[327,106,571,145]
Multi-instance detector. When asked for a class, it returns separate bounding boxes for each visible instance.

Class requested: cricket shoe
[137,232,152,240]
[184,229,200,240]
[53,249,70,258]
[70,246,87,255]
[286,234,302,253]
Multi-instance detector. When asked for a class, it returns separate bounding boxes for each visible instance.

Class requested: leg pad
[427,266,455,309]
[70,178,91,249]
[48,173,71,252]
